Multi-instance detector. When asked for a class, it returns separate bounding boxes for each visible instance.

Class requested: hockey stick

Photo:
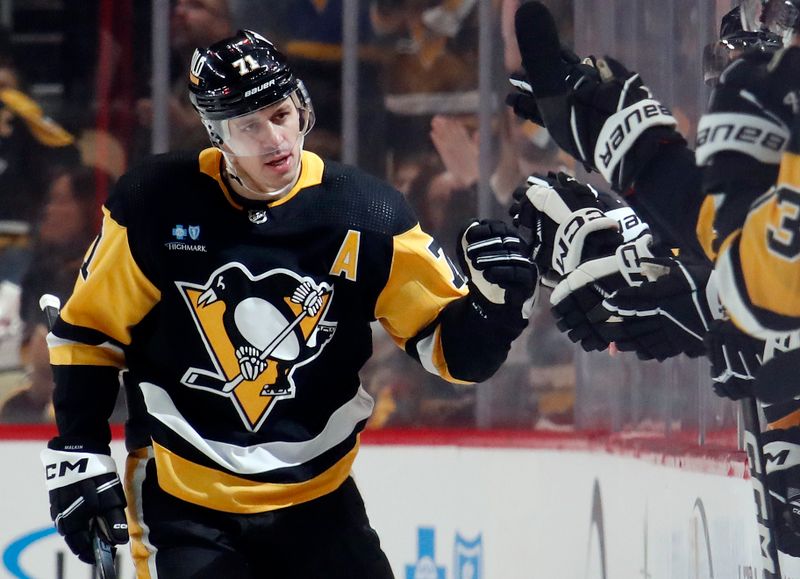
[740,395,782,579]
[39,294,118,579]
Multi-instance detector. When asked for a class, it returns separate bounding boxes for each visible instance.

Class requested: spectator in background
[279,0,386,175]
[405,155,476,257]
[19,164,111,338]
[371,0,480,169]
[0,164,118,424]
[134,0,234,155]
[0,323,54,423]
[0,48,80,258]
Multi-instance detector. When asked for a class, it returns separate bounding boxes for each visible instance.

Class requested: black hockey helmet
[702,5,782,86]
[188,29,314,151]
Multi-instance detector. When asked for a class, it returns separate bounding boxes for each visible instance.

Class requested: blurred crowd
[0,0,725,435]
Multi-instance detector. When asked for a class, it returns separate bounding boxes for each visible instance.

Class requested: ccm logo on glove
[46,458,90,480]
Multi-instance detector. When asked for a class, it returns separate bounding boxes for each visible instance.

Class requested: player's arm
[508,2,704,256]
[49,201,161,446]
[42,180,160,565]
[375,221,536,383]
[715,150,800,338]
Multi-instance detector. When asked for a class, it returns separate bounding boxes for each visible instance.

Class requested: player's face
[225,99,303,193]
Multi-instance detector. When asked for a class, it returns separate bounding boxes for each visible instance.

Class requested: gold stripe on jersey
[198,148,325,210]
[376,224,467,344]
[125,448,157,579]
[58,207,160,351]
[415,324,472,384]
[152,439,359,514]
[48,340,124,367]
[768,407,800,430]
[696,195,719,261]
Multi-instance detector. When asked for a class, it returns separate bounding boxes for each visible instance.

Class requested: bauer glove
[510,1,684,192]
[697,50,792,252]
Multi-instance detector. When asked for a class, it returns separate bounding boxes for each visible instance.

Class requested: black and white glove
[41,438,129,564]
[509,1,684,192]
[764,427,800,557]
[697,49,793,251]
[704,319,764,400]
[548,233,655,351]
[597,257,720,361]
[457,219,538,322]
[509,171,623,285]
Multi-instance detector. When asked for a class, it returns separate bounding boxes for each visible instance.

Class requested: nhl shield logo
[454,533,482,579]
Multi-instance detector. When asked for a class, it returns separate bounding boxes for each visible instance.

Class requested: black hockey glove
[704,319,764,400]
[548,234,655,352]
[596,257,719,361]
[41,438,129,565]
[764,427,800,557]
[511,1,684,192]
[697,50,790,252]
[457,219,538,323]
[509,171,622,285]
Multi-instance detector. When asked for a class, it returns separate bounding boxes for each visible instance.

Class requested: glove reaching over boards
[509,171,623,285]
[597,257,720,361]
[696,49,795,251]
[549,233,655,352]
[508,1,684,192]
[704,319,764,400]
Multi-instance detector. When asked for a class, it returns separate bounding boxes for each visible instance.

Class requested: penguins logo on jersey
[177,263,336,431]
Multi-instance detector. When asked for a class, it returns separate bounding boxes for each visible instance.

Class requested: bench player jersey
[716,150,800,339]
[47,148,508,514]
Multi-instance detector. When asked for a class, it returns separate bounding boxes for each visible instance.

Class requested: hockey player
[39,30,537,578]
[509,0,800,569]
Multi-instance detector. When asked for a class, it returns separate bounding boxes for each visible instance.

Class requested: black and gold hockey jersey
[49,149,523,514]
[715,150,800,338]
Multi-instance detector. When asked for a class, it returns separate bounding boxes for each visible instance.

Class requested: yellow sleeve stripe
[123,447,157,579]
[151,439,358,514]
[416,326,473,385]
[375,224,467,341]
[61,207,160,345]
[696,195,719,262]
[779,150,800,188]
[49,341,125,367]
[768,407,800,430]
